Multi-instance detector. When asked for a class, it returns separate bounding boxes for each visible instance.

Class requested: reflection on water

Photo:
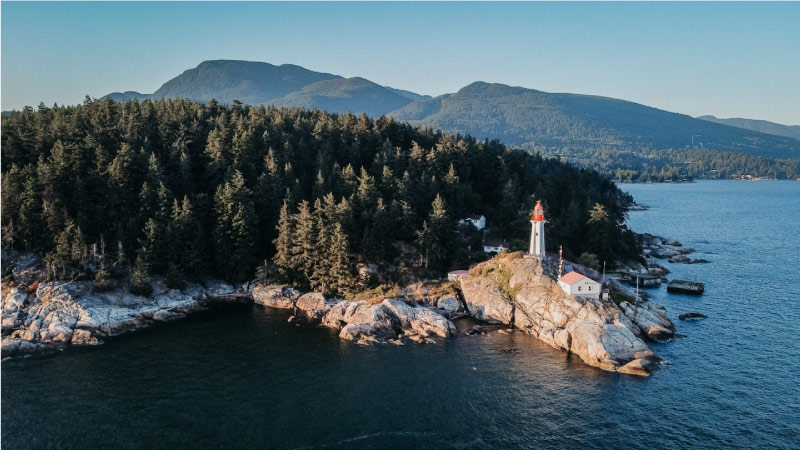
[3,180,800,449]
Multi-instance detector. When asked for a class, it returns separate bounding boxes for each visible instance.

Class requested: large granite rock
[620,301,675,342]
[459,276,514,324]
[461,254,667,376]
[381,298,456,338]
[252,285,300,309]
[339,304,400,343]
[295,293,342,320]
[320,299,455,344]
[437,296,462,312]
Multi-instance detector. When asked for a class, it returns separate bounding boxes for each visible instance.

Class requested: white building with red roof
[557,271,601,299]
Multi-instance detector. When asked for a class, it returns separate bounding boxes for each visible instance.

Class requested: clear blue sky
[2,2,799,124]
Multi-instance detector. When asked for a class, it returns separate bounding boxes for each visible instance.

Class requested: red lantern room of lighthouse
[529,201,546,257]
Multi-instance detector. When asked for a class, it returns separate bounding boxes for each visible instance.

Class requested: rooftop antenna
[602,260,606,286]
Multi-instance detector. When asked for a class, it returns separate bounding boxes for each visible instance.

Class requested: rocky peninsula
[2,251,675,376]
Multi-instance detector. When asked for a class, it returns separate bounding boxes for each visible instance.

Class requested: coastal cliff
[459,253,674,376]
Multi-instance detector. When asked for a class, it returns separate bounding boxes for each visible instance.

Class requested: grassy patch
[429,280,458,298]
[348,284,403,303]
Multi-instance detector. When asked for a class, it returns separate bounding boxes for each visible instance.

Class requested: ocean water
[2,180,799,449]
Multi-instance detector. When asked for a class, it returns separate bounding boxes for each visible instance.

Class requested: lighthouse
[529,200,546,257]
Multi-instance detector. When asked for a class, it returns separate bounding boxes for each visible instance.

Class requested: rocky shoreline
[458,253,674,376]
[641,233,710,264]
[1,277,246,357]
[2,251,677,376]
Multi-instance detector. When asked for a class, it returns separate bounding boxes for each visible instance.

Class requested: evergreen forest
[1,98,642,296]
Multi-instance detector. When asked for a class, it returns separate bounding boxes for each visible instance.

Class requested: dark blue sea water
[2,180,799,449]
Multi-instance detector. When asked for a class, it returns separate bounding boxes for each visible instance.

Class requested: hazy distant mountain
[388,82,800,159]
[102,60,799,160]
[105,91,151,102]
[151,60,340,105]
[270,77,428,117]
[103,60,428,117]
[698,115,800,142]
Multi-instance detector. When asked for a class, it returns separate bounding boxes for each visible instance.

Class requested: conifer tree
[291,200,317,285]
[273,200,295,278]
[416,194,453,275]
[130,254,152,297]
[93,259,113,291]
[327,223,353,296]
[310,214,332,293]
[213,170,258,281]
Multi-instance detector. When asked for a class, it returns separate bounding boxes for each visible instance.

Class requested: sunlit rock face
[460,253,672,376]
[1,279,226,356]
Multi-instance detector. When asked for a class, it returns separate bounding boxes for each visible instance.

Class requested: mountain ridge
[101,60,800,160]
[698,115,800,142]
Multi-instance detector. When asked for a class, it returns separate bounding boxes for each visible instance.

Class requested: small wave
[292,430,438,449]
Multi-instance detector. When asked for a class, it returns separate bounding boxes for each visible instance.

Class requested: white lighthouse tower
[529,200,546,257]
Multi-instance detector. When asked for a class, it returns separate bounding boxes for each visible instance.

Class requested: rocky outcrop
[295,293,342,320]
[620,301,675,342]
[252,285,300,309]
[381,298,456,338]
[679,312,708,320]
[641,233,708,264]
[401,281,463,313]
[460,253,672,376]
[318,298,456,344]
[1,278,239,357]
[437,296,461,313]
[459,276,514,324]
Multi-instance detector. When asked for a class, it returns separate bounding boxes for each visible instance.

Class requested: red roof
[558,271,587,285]
[531,200,545,221]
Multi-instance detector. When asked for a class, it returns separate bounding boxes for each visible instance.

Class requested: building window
[578,286,582,292]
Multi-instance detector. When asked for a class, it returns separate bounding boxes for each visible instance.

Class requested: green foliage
[392,81,800,159]
[129,255,152,297]
[577,252,601,271]
[416,194,454,276]
[93,260,113,292]
[348,284,403,303]
[551,147,800,182]
[1,98,642,288]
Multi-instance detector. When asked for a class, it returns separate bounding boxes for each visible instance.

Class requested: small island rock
[679,312,708,320]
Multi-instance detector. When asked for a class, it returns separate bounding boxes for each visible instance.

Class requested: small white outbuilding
[557,271,601,299]
[459,215,486,231]
[483,240,508,254]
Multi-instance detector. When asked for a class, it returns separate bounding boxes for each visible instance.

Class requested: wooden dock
[667,280,705,295]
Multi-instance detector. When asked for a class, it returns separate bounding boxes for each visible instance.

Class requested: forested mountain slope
[698,115,800,142]
[1,99,640,295]
[100,60,800,162]
[389,82,800,159]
